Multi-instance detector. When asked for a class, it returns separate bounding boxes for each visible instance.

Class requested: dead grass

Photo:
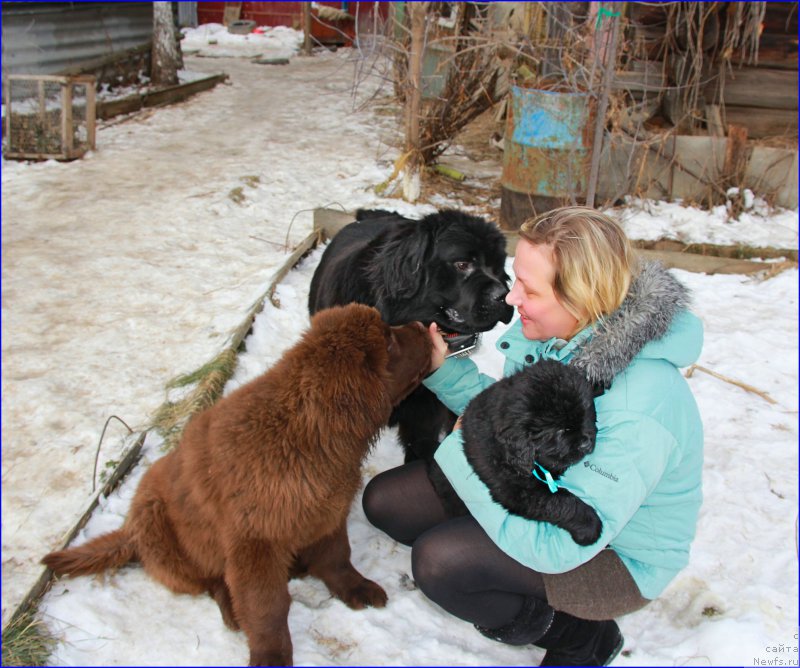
[1,611,55,667]
[152,347,239,452]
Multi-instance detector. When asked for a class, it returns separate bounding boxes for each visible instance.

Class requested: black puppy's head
[369,209,513,334]
[484,360,597,478]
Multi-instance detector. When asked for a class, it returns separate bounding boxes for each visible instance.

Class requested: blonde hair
[519,206,639,332]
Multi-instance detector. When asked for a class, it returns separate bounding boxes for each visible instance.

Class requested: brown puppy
[42,304,432,666]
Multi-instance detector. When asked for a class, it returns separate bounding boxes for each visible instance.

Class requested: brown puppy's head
[383,321,431,405]
[306,304,431,409]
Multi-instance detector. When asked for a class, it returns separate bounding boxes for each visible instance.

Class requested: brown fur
[42,304,432,666]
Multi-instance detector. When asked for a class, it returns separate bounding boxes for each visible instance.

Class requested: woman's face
[506,240,579,341]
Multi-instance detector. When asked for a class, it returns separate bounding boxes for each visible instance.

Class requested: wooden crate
[4,74,96,161]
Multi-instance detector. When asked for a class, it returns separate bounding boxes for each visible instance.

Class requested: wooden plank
[222,1,242,26]
[96,95,143,120]
[503,232,770,274]
[264,231,320,308]
[312,207,355,240]
[142,73,228,109]
[95,74,228,121]
[707,67,798,110]
[634,238,798,263]
[749,33,799,70]
[636,249,774,276]
[612,62,666,93]
[723,106,798,139]
[8,74,69,83]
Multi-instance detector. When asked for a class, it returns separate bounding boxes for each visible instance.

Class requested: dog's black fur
[309,208,513,463]
[430,360,604,546]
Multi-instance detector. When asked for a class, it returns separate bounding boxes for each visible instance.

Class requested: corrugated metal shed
[2,2,153,77]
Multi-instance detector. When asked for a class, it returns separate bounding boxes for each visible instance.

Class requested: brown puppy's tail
[42,529,136,577]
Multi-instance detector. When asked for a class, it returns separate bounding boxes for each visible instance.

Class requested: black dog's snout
[489,282,509,302]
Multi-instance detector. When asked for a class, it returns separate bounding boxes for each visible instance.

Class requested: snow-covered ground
[181,22,304,59]
[3,25,798,667]
[38,249,800,667]
[2,38,410,630]
[618,195,799,249]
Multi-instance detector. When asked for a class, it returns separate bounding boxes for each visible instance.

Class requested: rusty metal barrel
[499,86,594,230]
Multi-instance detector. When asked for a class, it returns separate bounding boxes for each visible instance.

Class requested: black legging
[362,460,549,630]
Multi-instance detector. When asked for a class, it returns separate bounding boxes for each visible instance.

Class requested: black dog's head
[365,209,514,334]
[463,360,597,479]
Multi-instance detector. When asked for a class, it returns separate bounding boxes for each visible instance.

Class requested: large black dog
[430,360,603,546]
[308,208,513,463]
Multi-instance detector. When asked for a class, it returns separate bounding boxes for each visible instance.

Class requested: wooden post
[705,104,725,137]
[585,3,620,208]
[83,76,97,151]
[302,2,312,56]
[4,77,11,146]
[721,124,750,212]
[723,124,749,181]
[38,79,46,126]
[720,123,747,196]
[222,2,242,26]
[61,80,73,157]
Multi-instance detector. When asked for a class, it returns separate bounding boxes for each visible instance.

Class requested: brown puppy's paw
[248,649,292,666]
[338,578,388,610]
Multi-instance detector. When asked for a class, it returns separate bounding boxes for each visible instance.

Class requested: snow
[618,195,798,249]
[3,27,798,667]
[181,23,305,60]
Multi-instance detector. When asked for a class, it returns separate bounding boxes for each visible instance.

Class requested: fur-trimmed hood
[569,261,693,390]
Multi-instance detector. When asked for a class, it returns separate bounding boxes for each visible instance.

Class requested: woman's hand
[428,323,448,372]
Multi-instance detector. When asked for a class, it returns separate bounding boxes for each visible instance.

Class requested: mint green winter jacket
[424,262,704,600]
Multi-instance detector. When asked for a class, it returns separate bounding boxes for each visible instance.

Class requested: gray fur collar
[569,261,690,390]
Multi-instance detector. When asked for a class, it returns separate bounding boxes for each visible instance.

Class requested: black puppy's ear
[494,418,540,458]
[370,224,434,303]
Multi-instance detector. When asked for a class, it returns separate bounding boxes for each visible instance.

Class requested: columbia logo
[583,460,619,483]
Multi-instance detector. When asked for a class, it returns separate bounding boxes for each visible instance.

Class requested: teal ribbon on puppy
[532,462,559,494]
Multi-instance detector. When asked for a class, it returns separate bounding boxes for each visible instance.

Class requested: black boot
[536,611,623,666]
[475,597,623,667]
[475,596,555,646]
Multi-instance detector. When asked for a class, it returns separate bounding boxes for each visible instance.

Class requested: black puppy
[309,208,513,464]
[430,359,603,546]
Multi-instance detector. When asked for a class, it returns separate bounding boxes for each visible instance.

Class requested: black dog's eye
[454,261,473,273]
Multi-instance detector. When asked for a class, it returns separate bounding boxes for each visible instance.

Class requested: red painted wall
[196,2,391,45]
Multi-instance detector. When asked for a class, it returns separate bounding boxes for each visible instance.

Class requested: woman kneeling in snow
[363,206,704,667]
